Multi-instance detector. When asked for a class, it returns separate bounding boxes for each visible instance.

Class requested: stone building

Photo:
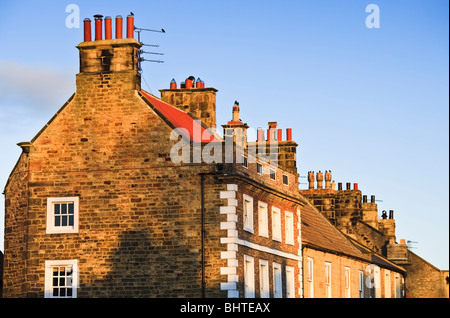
[2,13,442,298]
[300,171,449,298]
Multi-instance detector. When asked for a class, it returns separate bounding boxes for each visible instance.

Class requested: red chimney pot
[83,18,92,42]
[286,128,292,141]
[126,15,134,39]
[94,15,103,41]
[115,15,123,39]
[105,16,112,40]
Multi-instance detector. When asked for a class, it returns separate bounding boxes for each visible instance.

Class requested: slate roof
[140,90,220,143]
[300,201,371,262]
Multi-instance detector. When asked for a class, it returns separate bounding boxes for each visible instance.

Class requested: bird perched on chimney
[130,12,134,16]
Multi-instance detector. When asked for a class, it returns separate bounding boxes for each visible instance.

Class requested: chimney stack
[354,183,358,190]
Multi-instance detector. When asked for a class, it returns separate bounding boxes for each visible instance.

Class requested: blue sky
[0,0,448,270]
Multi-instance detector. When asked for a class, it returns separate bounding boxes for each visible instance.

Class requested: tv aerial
[134,24,166,71]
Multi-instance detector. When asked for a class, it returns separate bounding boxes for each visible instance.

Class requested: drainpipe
[200,173,206,298]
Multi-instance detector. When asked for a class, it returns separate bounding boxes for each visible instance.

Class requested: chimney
[389,210,394,219]
[115,15,123,39]
[77,13,142,92]
[232,101,240,122]
[308,171,315,189]
[94,14,103,41]
[363,195,367,203]
[83,18,92,42]
[127,14,134,38]
[277,129,282,141]
[257,128,265,142]
[316,171,323,189]
[338,182,342,190]
[267,122,277,141]
[354,183,358,190]
[325,170,332,189]
[286,128,292,141]
[371,195,375,203]
[160,76,218,129]
[104,16,112,40]
[170,79,177,89]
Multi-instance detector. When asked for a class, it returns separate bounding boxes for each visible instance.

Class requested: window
[344,267,351,298]
[385,270,391,298]
[325,262,332,298]
[282,174,289,186]
[307,258,314,298]
[258,201,269,238]
[394,274,402,298]
[259,260,270,298]
[273,263,282,298]
[359,270,364,298]
[46,197,79,234]
[44,260,78,298]
[285,212,294,245]
[269,168,276,180]
[286,266,295,298]
[257,163,263,175]
[244,255,255,298]
[271,207,282,242]
[243,195,254,233]
[242,155,248,168]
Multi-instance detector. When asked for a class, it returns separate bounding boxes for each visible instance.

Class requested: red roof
[141,90,220,143]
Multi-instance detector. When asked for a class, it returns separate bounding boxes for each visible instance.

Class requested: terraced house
[2,13,446,298]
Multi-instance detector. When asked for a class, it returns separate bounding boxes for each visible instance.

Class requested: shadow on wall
[81,229,201,298]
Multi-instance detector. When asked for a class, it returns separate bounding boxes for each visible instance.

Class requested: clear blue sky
[0,0,448,270]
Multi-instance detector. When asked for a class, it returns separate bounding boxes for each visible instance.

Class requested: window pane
[62,215,67,226]
[54,204,60,215]
[53,288,59,297]
[67,288,73,297]
[68,203,74,214]
[61,204,67,215]
[55,216,61,227]
[69,215,74,227]
[60,288,66,297]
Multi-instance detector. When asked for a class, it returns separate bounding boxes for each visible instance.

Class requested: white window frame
[307,258,314,298]
[44,259,78,298]
[258,201,269,238]
[344,267,351,298]
[286,266,295,298]
[257,162,263,175]
[259,260,270,298]
[244,255,255,298]
[384,270,391,298]
[46,197,79,234]
[282,174,289,186]
[394,274,401,298]
[242,155,248,168]
[243,194,254,233]
[325,262,332,298]
[269,168,276,180]
[272,207,282,242]
[359,270,365,298]
[285,211,294,245]
[273,262,282,298]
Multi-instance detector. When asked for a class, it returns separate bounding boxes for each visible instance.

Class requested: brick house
[1,13,431,298]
